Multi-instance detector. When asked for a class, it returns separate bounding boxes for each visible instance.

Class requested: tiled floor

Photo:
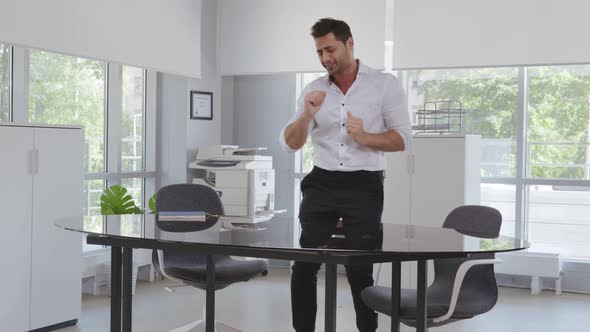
[59,268,590,332]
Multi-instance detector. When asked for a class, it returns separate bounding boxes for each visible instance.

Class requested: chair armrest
[432,258,502,323]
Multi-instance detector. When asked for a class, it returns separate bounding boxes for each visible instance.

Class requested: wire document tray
[412,100,467,134]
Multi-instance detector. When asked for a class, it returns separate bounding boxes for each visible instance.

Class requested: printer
[189,145,276,226]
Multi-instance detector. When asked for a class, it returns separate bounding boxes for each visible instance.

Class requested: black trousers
[291,166,384,332]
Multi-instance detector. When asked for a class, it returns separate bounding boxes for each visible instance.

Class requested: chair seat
[362,286,480,319]
[165,255,268,290]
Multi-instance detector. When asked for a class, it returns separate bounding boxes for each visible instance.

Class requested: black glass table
[56,215,527,332]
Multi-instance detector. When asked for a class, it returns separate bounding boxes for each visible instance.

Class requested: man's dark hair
[310,18,352,43]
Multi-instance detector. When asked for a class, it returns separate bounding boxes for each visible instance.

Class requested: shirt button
[342,123,345,127]
[340,144,344,147]
[339,163,343,166]
[341,103,344,106]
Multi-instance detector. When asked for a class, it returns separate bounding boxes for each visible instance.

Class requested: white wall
[393,0,590,69]
[0,0,202,78]
[156,72,189,186]
[220,77,235,145]
[157,0,223,187]
[186,0,223,181]
[233,74,297,265]
[218,0,386,75]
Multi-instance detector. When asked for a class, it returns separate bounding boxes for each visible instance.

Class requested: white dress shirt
[279,61,412,171]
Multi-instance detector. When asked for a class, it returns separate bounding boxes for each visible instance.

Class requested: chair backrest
[152,184,225,281]
[155,183,224,232]
[430,205,503,317]
[442,205,502,239]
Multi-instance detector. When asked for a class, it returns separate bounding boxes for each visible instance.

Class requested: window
[121,177,144,210]
[406,68,519,178]
[526,185,590,260]
[26,50,154,253]
[296,73,325,173]
[29,52,109,250]
[29,50,106,173]
[527,65,590,180]
[120,66,146,220]
[84,179,105,219]
[295,64,590,261]
[121,66,145,172]
[524,65,590,259]
[481,183,516,237]
[0,44,10,122]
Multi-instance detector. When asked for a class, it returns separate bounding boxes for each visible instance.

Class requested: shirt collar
[325,59,367,86]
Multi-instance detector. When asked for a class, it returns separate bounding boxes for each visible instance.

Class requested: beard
[323,61,339,75]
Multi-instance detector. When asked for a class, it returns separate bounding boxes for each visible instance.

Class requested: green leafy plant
[148,192,157,214]
[100,185,144,215]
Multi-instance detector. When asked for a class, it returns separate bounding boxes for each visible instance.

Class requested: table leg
[391,261,401,332]
[416,260,428,332]
[122,247,133,332]
[206,254,216,332]
[111,246,122,332]
[325,264,337,332]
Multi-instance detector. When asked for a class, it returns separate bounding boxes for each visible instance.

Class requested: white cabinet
[0,126,34,332]
[377,134,481,289]
[0,124,83,331]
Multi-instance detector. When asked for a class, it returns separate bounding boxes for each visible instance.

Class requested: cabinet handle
[407,154,416,175]
[28,149,34,174]
[34,149,39,174]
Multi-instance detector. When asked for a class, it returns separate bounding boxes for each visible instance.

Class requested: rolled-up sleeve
[382,74,412,151]
[279,86,314,153]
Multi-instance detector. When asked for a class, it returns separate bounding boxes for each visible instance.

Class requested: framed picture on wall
[190,90,213,120]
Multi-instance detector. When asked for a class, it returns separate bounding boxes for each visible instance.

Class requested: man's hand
[303,91,327,120]
[346,111,366,144]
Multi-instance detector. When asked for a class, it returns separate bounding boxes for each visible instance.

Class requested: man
[279,18,411,332]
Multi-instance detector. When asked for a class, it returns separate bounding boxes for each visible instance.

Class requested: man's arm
[356,129,405,152]
[282,90,326,151]
[283,113,313,151]
[346,74,411,152]
[346,111,405,152]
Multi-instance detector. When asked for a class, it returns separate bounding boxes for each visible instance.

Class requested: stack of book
[158,211,207,222]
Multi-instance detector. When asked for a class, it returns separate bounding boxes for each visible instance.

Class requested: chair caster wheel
[261,270,269,276]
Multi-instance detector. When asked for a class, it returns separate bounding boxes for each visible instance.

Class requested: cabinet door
[0,126,34,332]
[30,128,83,329]
[411,137,466,228]
[407,137,467,288]
[379,151,413,288]
[382,151,412,225]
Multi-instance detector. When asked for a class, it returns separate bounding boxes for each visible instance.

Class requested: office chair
[361,205,503,328]
[152,184,268,332]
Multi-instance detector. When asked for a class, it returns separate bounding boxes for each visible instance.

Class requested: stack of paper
[158,211,207,222]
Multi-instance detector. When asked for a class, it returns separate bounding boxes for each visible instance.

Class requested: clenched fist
[346,111,366,143]
[303,91,327,120]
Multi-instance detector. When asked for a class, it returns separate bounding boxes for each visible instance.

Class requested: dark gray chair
[361,205,503,328]
[152,183,268,332]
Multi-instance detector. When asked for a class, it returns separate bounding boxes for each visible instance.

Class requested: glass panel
[121,66,145,172]
[526,185,590,260]
[121,178,144,210]
[481,183,516,237]
[0,44,9,122]
[83,179,105,252]
[527,65,590,180]
[84,179,104,218]
[407,68,519,177]
[29,50,106,173]
[298,73,324,173]
[301,137,314,173]
[120,178,144,237]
